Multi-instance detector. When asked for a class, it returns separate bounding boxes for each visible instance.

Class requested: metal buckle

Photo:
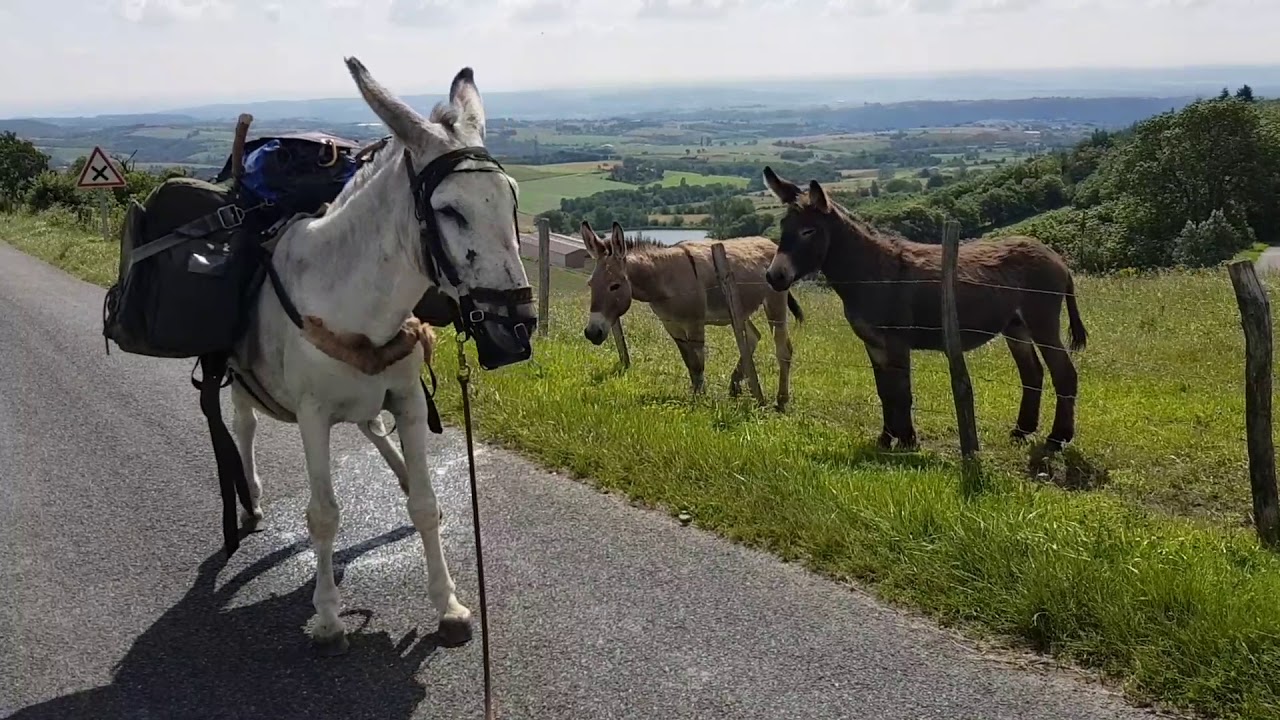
[216,205,245,230]
[468,309,485,324]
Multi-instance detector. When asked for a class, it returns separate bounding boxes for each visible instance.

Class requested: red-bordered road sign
[75,146,127,190]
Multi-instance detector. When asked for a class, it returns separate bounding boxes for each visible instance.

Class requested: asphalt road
[1256,246,1280,275]
[0,242,1163,720]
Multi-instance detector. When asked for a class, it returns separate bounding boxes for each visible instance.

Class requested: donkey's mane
[820,195,915,250]
[429,102,459,128]
[622,235,672,253]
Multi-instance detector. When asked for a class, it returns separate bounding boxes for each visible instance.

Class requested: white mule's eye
[439,206,467,226]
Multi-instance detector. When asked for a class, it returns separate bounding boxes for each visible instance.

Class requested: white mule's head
[345,57,536,367]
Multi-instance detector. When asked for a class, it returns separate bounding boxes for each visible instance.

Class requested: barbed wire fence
[530,217,1280,548]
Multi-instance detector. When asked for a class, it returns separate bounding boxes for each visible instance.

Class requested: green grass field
[515,172,630,215]
[439,266,1280,720]
[6,209,1280,720]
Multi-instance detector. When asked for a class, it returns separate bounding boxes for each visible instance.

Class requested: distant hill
[7,64,1280,125]
[0,119,67,137]
[722,96,1202,131]
[1,95,1214,138]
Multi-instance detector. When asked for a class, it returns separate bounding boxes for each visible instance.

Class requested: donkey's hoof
[1010,426,1036,443]
[313,631,350,657]
[436,617,473,648]
[1044,435,1072,452]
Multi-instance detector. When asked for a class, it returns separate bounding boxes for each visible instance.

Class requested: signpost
[74,146,127,242]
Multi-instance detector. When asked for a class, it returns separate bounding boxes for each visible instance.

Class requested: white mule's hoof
[313,631,350,656]
[311,615,348,655]
[241,507,264,531]
[436,617,473,647]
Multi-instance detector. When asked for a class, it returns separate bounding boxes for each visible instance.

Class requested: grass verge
[6,208,1280,719]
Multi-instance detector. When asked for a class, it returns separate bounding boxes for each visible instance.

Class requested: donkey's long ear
[764,166,801,205]
[581,220,604,258]
[345,56,437,148]
[449,67,486,139]
[610,222,628,257]
[808,179,831,214]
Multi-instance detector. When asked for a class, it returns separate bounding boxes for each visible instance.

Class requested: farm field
[5,209,1280,720]
[507,162,748,216]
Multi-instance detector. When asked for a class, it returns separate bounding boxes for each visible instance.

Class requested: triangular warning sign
[75,146,127,189]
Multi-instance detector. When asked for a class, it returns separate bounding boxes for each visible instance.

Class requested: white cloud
[636,0,752,20]
[388,0,465,25]
[3,0,1280,117]
[823,0,894,15]
[971,0,1039,12]
[507,0,577,23]
[114,0,234,25]
[905,0,957,12]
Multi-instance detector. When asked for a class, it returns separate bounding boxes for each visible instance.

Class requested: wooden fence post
[1228,259,1279,548]
[611,320,631,369]
[940,220,980,457]
[536,217,551,337]
[711,242,765,406]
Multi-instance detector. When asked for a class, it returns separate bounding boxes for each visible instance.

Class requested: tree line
[535,178,773,239]
[0,132,181,217]
[840,91,1278,271]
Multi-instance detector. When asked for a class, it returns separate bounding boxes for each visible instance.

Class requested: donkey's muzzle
[764,267,789,292]
[584,325,607,345]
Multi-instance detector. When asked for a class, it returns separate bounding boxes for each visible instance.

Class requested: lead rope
[456,336,495,720]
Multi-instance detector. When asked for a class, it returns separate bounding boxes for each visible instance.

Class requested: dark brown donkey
[760,166,1087,450]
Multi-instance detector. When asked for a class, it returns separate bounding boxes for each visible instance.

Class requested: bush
[1172,209,1256,268]
[25,170,86,212]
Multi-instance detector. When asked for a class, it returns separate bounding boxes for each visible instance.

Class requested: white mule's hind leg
[358,416,411,495]
[298,403,347,654]
[391,387,472,646]
[231,384,264,526]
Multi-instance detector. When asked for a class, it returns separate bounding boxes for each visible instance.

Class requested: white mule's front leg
[392,388,472,647]
[231,385,264,527]
[298,403,347,654]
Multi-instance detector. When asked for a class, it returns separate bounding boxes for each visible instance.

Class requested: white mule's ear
[449,67,486,139]
[345,56,440,148]
[581,220,604,258]
[610,222,628,257]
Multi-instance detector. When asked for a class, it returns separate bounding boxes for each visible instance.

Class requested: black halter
[403,145,536,369]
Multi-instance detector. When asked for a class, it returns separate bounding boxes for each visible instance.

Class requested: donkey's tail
[787,292,805,324]
[1065,275,1087,352]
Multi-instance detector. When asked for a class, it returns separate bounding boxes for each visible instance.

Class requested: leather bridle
[402,145,535,369]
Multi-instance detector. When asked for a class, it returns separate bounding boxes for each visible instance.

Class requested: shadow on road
[8,526,453,720]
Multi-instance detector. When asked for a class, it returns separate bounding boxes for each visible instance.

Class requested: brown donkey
[760,167,1087,450]
[580,220,804,410]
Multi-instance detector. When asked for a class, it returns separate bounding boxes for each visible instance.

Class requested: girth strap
[192,353,255,558]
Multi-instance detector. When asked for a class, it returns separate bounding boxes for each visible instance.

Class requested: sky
[2,0,1279,116]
